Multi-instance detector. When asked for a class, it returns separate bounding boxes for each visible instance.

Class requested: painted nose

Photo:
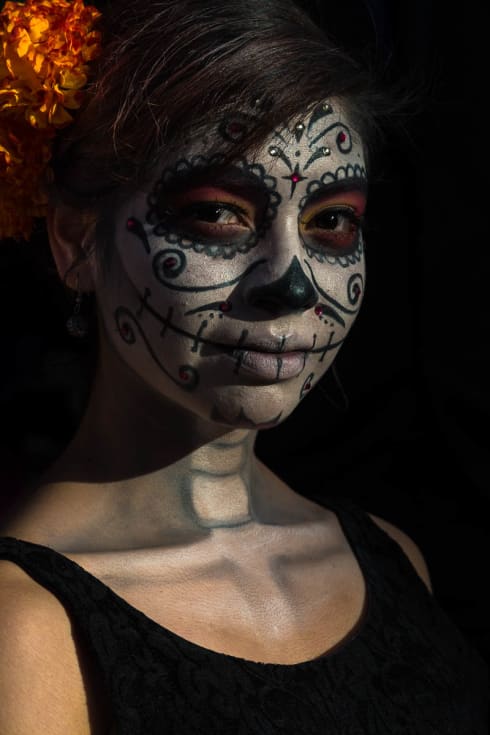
[246,256,318,314]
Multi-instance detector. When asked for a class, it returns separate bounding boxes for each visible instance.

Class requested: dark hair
[2,0,403,478]
[49,0,395,218]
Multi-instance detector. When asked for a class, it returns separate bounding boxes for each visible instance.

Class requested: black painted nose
[246,256,318,314]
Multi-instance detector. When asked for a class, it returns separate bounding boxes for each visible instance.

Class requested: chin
[203,382,302,431]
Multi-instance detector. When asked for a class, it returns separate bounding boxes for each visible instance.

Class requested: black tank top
[0,494,488,734]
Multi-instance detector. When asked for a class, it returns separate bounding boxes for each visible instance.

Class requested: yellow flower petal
[58,67,87,89]
[0,0,103,240]
[28,16,50,43]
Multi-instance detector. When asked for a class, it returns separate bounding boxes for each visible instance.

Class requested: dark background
[1,1,489,667]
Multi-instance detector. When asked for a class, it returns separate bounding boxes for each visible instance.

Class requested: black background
[1,1,489,666]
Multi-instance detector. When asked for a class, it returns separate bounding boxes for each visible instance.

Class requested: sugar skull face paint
[94,100,367,429]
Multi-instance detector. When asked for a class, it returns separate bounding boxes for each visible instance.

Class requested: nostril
[246,256,318,314]
[251,296,291,316]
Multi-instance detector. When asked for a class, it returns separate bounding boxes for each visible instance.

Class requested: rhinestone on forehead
[268,144,330,159]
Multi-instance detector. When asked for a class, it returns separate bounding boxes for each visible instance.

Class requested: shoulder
[367,514,433,593]
[0,560,110,735]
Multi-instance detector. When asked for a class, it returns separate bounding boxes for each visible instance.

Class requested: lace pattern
[1,495,488,734]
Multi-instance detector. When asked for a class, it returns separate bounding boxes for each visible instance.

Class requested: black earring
[66,273,88,338]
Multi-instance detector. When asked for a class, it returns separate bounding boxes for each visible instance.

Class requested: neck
[41,334,265,537]
[186,431,258,528]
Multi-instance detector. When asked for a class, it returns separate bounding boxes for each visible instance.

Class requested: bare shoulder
[0,560,111,735]
[367,514,433,593]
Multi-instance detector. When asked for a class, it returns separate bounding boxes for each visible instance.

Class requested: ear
[46,202,98,292]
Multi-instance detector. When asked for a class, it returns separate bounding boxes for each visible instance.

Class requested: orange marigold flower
[0,0,102,241]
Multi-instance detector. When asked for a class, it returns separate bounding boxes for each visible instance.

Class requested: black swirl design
[303,261,364,319]
[114,306,200,391]
[218,111,259,143]
[347,273,364,305]
[153,249,187,282]
[150,257,266,294]
[335,125,353,154]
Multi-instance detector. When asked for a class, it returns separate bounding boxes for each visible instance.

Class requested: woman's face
[95,100,367,429]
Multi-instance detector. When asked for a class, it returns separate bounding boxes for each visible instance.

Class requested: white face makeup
[95,100,367,430]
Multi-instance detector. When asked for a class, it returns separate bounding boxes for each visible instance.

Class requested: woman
[0,0,488,733]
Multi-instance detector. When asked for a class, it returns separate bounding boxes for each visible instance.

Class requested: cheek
[116,217,258,308]
[309,259,366,365]
[318,258,365,308]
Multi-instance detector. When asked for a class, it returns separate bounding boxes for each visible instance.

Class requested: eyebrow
[301,177,368,207]
[157,164,271,201]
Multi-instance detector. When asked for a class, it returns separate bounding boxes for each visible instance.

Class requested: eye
[300,205,363,255]
[179,201,247,226]
[156,186,256,244]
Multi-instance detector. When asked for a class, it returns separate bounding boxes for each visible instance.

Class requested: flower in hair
[0,0,102,241]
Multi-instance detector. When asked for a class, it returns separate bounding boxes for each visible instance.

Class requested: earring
[66,273,89,338]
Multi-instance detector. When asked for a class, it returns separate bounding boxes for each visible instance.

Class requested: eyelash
[161,200,252,241]
[182,200,250,223]
[300,206,362,228]
[158,197,363,257]
[300,206,364,255]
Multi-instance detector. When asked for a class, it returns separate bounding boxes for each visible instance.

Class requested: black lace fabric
[1,495,488,734]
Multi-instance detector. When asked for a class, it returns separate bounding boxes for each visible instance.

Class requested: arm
[368,514,433,594]
[0,561,110,735]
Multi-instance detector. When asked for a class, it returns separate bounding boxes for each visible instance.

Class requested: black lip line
[139,289,340,354]
[230,349,306,381]
[275,357,283,380]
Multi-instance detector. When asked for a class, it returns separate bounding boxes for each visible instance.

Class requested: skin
[2,100,434,678]
[5,100,367,552]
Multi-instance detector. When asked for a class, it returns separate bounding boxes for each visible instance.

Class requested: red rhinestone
[339,132,347,143]
[179,368,189,381]
[315,305,324,316]
[291,174,301,183]
[219,301,232,312]
[164,257,177,268]
[126,218,136,230]
[305,382,312,391]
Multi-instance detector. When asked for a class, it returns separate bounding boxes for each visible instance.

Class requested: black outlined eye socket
[301,205,362,256]
[145,156,282,259]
